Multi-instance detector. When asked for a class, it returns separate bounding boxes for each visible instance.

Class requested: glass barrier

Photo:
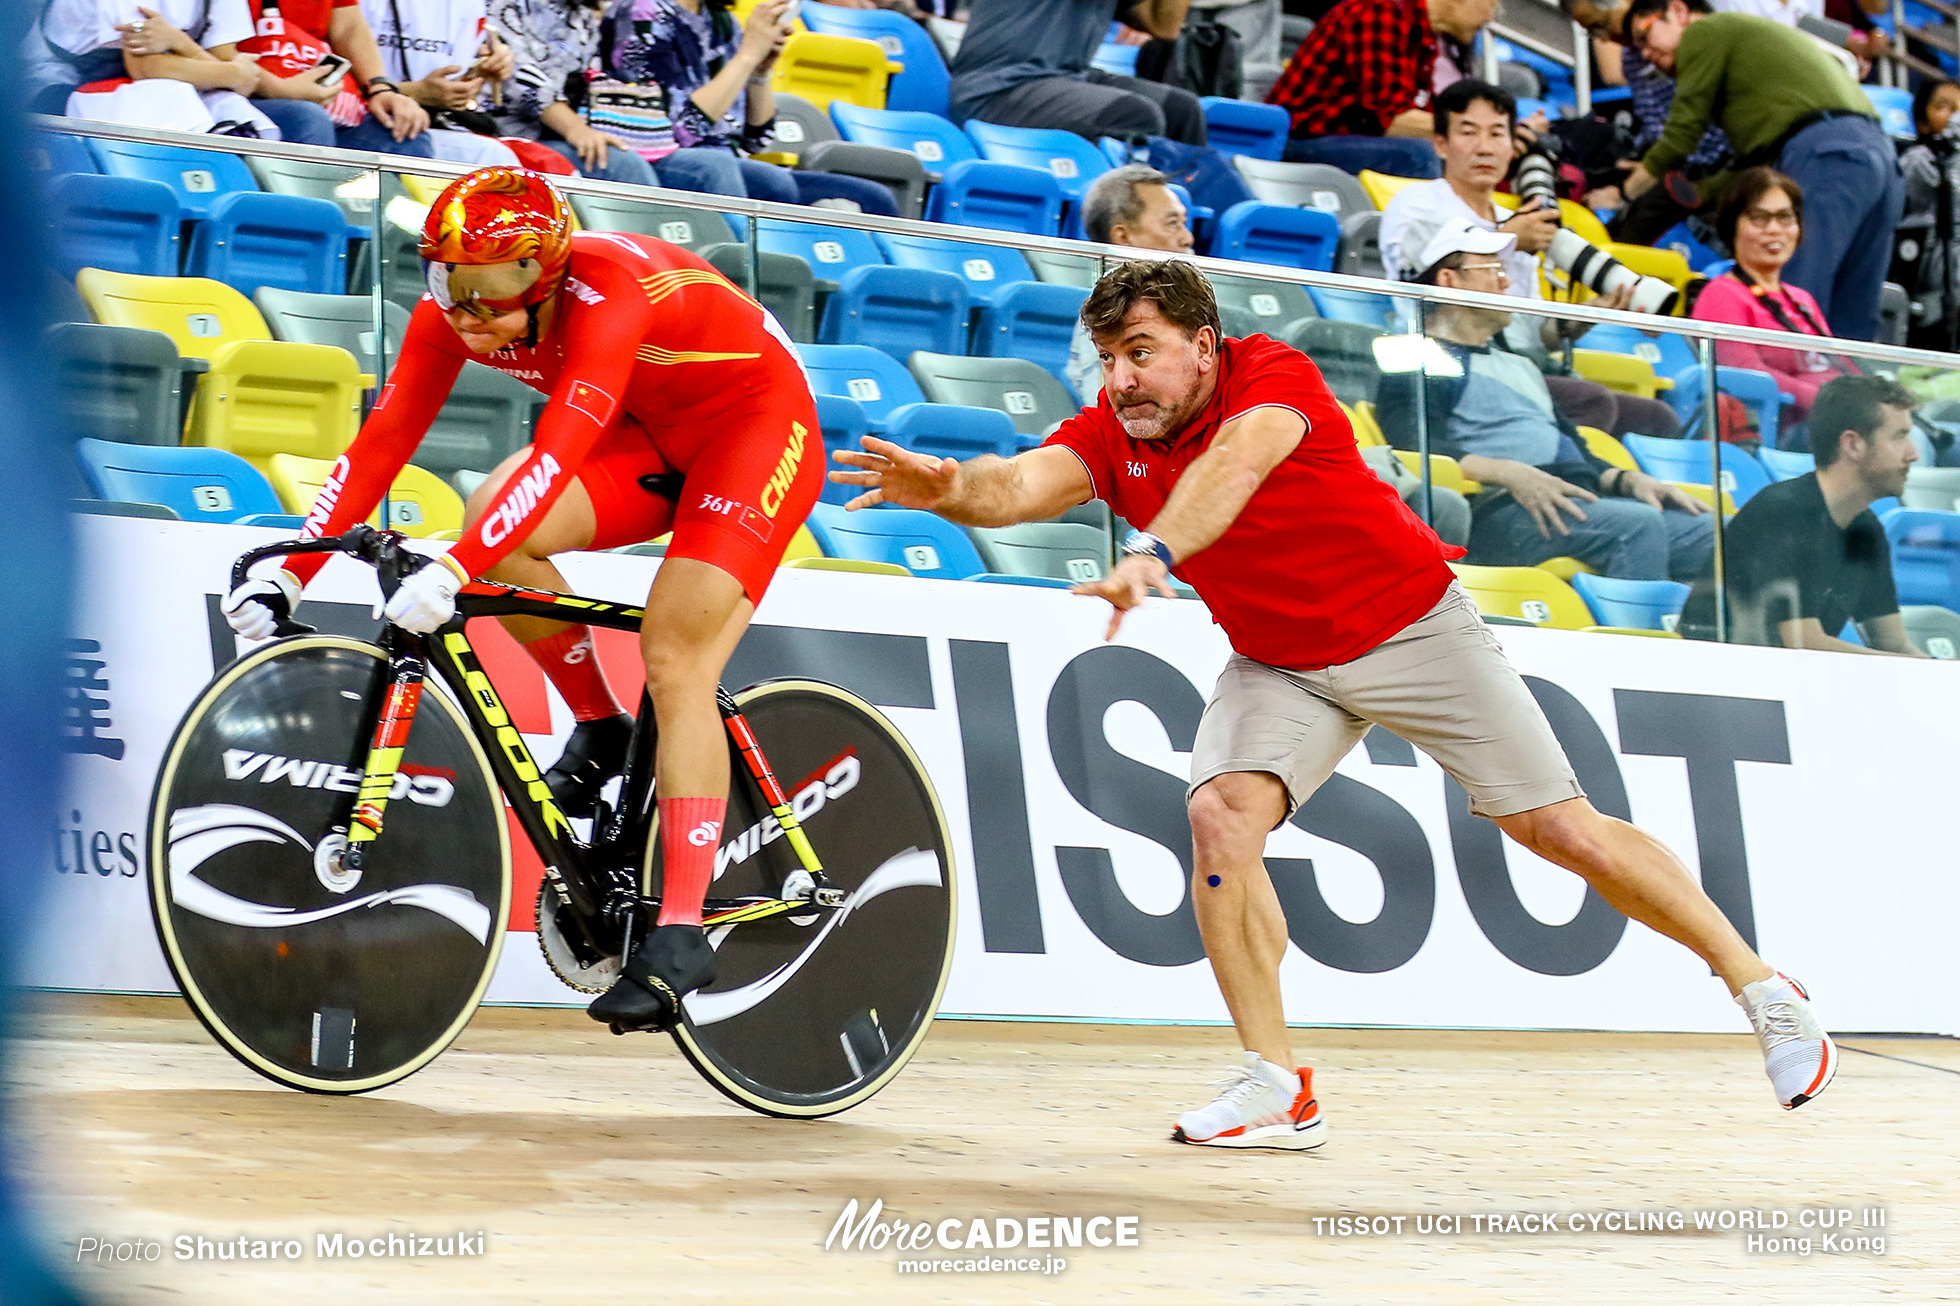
[35,118,1960,660]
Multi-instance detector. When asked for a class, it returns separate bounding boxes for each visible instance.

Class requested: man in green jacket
[1618,0,1903,342]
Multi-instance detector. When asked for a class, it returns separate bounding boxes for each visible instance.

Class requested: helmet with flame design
[419,167,573,317]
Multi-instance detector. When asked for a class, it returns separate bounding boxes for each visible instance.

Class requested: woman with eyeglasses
[1690,166,1849,435]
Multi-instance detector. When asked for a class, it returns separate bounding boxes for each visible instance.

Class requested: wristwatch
[1121,530,1175,570]
[366,76,400,95]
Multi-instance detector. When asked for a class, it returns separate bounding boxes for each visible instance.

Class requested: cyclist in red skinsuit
[221,167,822,1032]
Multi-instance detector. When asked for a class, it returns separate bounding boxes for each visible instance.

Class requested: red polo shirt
[1045,334,1461,671]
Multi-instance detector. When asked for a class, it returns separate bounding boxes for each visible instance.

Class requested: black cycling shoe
[544,714,634,818]
[587,924,718,1033]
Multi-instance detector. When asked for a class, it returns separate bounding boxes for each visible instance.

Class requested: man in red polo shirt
[831,256,1836,1148]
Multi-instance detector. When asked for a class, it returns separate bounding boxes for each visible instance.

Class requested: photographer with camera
[1380,79,1684,441]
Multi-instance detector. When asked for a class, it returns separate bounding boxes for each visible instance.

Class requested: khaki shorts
[1188,583,1583,819]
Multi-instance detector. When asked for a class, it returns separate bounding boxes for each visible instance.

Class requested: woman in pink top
[1691,167,1845,428]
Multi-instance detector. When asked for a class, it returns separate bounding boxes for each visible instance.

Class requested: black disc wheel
[646,680,956,1118]
[148,636,511,1093]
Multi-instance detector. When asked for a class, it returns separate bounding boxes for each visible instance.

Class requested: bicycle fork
[339,636,430,875]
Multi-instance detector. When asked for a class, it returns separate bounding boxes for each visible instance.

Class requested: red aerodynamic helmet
[419,167,573,313]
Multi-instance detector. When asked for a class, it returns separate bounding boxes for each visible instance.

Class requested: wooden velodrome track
[9,995,1957,1304]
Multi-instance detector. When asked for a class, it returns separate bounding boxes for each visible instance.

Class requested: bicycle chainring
[535,881,621,995]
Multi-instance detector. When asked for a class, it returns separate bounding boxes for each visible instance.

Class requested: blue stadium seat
[1570,574,1690,631]
[874,231,1035,308]
[1882,507,1960,608]
[1622,435,1772,505]
[925,159,1064,235]
[1309,286,1396,328]
[44,173,181,279]
[804,502,986,578]
[814,392,873,506]
[1655,221,1721,271]
[87,138,259,222]
[798,343,927,427]
[1756,447,1816,481]
[962,121,1111,206]
[802,6,951,116]
[75,438,301,526]
[183,191,349,296]
[1664,365,1792,445]
[883,401,1021,464]
[29,131,98,176]
[1210,202,1341,271]
[1868,85,1916,139]
[1091,41,1139,75]
[1199,97,1290,161]
[968,573,1074,588]
[971,281,1090,395]
[817,264,969,360]
[830,104,979,172]
[756,219,887,279]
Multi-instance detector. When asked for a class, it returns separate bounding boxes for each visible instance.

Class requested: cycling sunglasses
[423,260,536,319]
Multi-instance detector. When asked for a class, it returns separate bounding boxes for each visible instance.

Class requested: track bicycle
[147,525,957,1117]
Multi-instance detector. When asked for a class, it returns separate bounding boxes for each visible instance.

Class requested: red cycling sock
[656,795,726,927]
[522,625,622,723]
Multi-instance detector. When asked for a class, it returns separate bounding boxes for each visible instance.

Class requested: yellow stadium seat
[396,174,448,205]
[186,342,363,467]
[78,269,271,360]
[771,32,897,111]
[1537,557,1595,581]
[1358,169,1421,210]
[1576,425,1639,471]
[79,270,366,464]
[265,455,465,538]
[785,557,911,576]
[1668,481,1738,514]
[1349,400,1387,446]
[1391,449,1482,494]
[780,524,822,563]
[1607,241,1694,303]
[1572,350,1672,400]
[1449,563,1594,630]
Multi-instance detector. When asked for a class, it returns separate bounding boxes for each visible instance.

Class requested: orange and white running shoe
[1171,1052,1327,1150]
[1738,973,1837,1109]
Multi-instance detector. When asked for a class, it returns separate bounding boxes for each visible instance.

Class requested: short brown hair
[1716,167,1803,253]
[1808,375,1918,468]
[1081,259,1223,343]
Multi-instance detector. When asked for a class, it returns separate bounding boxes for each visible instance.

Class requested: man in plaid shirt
[1265,0,1495,177]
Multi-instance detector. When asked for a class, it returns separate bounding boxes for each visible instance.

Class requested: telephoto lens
[1512,141,1562,213]
[1545,228,1679,315]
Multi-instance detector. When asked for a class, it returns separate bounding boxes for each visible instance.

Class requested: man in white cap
[1379,218,1715,584]
[832,254,1838,1150]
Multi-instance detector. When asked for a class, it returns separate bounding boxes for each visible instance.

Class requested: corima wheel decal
[684,846,942,1027]
[169,803,494,944]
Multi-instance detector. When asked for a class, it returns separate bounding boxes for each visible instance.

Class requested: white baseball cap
[1407,217,1518,284]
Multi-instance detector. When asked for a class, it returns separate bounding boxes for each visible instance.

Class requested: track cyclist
[220,166,823,1032]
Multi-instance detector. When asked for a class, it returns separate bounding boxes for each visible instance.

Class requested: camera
[1546,228,1680,316]
[1513,139,1561,212]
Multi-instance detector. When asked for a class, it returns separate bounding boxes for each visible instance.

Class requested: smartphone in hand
[781,0,802,24]
[312,51,352,90]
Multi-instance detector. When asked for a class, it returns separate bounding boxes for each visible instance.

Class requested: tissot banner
[45,517,1960,1036]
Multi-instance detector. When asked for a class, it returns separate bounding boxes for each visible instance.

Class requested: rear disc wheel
[645,679,956,1118]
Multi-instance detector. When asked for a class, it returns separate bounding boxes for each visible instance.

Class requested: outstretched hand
[1072,555,1177,640]
[828,435,960,511]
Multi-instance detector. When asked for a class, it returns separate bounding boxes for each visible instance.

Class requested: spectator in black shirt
[1683,375,1928,655]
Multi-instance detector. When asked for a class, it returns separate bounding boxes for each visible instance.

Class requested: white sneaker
[1738,973,1837,1110]
[1171,1052,1327,1150]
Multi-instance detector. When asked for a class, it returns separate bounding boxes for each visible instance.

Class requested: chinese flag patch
[737,506,771,541]
[564,380,616,424]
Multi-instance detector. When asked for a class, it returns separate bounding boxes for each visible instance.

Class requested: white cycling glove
[382,552,470,633]
[221,561,301,642]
